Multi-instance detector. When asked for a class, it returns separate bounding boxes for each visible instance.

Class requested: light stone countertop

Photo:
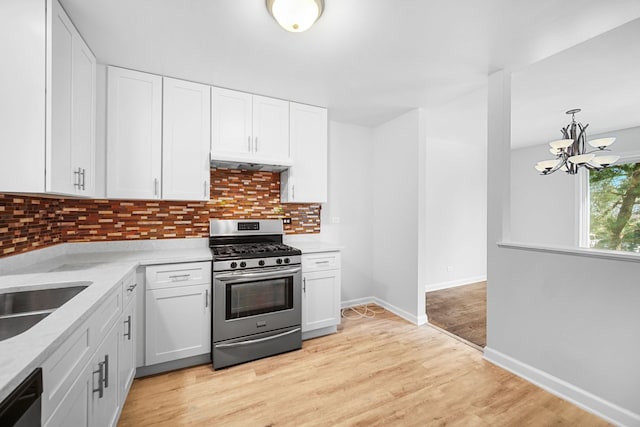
[284,239,343,254]
[0,243,213,403]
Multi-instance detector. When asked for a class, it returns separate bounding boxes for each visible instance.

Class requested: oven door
[212,265,301,342]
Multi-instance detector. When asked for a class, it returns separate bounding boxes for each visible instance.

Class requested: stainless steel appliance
[0,368,42,427]
[210,219,302,369]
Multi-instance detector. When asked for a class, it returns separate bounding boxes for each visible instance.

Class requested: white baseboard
[484,347,640,427]
[341,297,427,326]
[425,275,487,292]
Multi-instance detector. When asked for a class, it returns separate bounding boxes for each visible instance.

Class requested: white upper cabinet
[0,0,45,193]
[211,87,253,161]
[0,0,95,195]
[281,103,328,203]
[106,67,163,199]
[252,95,290,165]
[162,77,211,201]
[211,87,291,166]
[47,0,96,196]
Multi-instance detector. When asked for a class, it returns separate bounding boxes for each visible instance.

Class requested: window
[586,161,640,252]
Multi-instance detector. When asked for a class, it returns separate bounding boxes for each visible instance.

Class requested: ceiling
[60,0,640,128]
[512,18,640,149]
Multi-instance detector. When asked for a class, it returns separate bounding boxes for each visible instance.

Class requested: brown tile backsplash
[0,168,320,258]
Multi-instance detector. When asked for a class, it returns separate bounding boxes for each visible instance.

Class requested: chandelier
[535,109,618,175]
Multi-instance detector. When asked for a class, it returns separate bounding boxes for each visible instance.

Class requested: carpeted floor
[426,281,486,347]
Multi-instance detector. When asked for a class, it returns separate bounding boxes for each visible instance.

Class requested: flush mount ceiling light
[266,0,324,32]
[535,109,618,175]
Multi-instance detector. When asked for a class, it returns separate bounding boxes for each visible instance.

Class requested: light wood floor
[427,281,487,347]
[119,308,608,426]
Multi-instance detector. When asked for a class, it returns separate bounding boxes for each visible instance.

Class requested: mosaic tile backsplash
[0,168,321,258]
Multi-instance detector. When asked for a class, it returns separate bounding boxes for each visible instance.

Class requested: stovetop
[211,242,301,260]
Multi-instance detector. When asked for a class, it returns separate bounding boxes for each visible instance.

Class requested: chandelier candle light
[535,109,619,175]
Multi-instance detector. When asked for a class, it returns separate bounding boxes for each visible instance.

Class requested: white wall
[424,88,488,290]
[510,125,640,246]
[319,121,374,303]
[371,109,427,324]
[488,72,640,427]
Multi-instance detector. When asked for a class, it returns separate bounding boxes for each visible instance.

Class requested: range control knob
[276,258,283,265]
[240,261,247,268]
[230,262,238,269]
[284,258,290,264]
[258,260,265,266]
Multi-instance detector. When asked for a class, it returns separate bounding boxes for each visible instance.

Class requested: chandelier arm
[576,123,589,153]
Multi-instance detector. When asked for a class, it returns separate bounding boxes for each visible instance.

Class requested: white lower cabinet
[89,321,120,427]
[118,287,137,408]
[301,251,341,339]
[145,262,212,366]
[42,271,137,427]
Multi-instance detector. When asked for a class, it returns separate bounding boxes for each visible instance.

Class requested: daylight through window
[589,161,640,252]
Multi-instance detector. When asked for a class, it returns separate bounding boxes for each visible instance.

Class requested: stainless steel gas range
[209,219,302,370]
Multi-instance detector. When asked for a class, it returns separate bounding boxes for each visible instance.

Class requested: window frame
[578,150,640,249]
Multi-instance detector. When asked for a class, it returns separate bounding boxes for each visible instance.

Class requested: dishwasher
[0,368,42,427]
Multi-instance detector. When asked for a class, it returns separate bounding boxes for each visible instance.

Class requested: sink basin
[0,284,89,341]
[0,285,88,316]
[0,312,50,341]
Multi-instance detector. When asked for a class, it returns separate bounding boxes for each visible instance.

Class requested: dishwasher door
[0,368,43,427]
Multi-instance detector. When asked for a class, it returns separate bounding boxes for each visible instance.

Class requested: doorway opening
[425,281,486,349]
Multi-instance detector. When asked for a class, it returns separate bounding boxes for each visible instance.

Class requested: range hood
[211,159,290,173]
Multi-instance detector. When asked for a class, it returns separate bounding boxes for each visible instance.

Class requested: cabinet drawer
[302,252,341,272]
[122,270,137,307]
[145,261,211,290]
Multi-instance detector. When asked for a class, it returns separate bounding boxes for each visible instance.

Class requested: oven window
[226,277,293,319]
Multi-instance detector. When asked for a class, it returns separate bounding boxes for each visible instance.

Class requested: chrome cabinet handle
[169,274,191,281]
[315,260,330,264]
[303,277,306,293]
[92,360,105,398]
[204,180,208,199]
[124,315,132,340]
[154,178,159,196]
[292,184,295,201]
[205,289,209,308]
[247,136,251,152]
[255,136,258,152]
[103,354,109,388]
[127,283,137,293]
[73,168,80,189]
[81,168,86,190]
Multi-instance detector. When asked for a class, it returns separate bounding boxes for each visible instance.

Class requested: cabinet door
[118,297,136,407]
[70,35,96,196]
[211,87,253,161]
[46,0,96,196]
[91,322,120,427]
[43,362,91,427]
[0,0,46,193]
[302,270,340,332]
[282,103,328,203]
[252,95,290,165]
[162,77,211,201]
[107,66,162,199]
[47,0,74,194]
[145,284,211,365]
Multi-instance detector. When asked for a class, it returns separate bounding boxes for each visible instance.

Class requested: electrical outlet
[331,217,341,224]
[282,218,292,225]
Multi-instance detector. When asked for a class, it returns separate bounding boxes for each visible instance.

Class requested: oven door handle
[215,327,301,348]
[215,266,301,282]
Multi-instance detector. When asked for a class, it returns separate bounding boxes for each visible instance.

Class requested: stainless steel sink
[0,285,89,341]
